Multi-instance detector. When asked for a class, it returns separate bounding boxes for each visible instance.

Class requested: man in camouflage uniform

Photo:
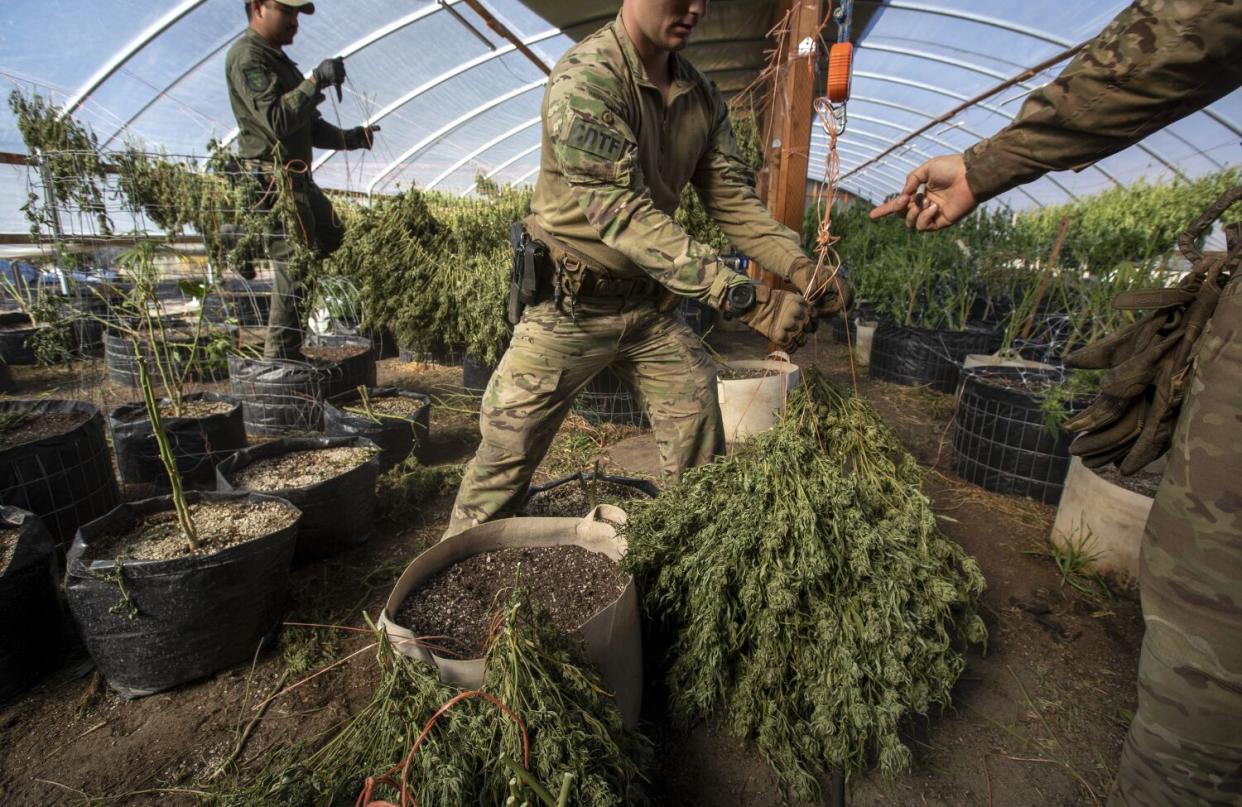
[871,2,1242,804]
[447,0,849,535]
[225,0,378,359]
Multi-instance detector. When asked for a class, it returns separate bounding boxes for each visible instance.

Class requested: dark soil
[0,411,88,451]
[717,367,780,381]
[523,479,648,518]
[229,446,375,491]
[395,545,626,658]
[0,348,1145,807]
[343,395,424,418]
[0,527,17,573]
[115,399,234,422]
[81,499,298,562]
[1092,463,1162,498]
[304,345,369,363]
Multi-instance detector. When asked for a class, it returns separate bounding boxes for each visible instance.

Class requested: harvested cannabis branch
[622,368,987,801]
[212,598,650,807]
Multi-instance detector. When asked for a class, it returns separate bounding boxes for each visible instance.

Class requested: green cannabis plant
[622,368,987,801]
[212,596,651,806]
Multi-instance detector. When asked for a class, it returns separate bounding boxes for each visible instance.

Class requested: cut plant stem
[136,352,197,550]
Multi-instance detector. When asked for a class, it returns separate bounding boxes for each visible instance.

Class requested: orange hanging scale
[825,0,854,128]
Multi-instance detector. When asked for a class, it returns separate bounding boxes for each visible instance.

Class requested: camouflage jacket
[532,13,809,307]
[965,0,1242,202]
[225,29,349,168]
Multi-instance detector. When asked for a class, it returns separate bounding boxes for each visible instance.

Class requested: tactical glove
[343,125,380,150]
[787,259,853,318]
[312,57,346,101]
[1063,185,1241,475]
[739,284,814,353]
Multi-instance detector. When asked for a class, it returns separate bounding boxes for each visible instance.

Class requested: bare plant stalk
[136,348,198,550]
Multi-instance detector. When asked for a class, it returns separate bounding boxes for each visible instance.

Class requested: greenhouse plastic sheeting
[1,0,1239,237]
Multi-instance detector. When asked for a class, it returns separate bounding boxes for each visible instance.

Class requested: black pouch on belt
[508,222,550,325]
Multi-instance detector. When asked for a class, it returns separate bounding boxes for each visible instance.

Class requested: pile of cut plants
[622,367,987,800]
[212,596,652,807]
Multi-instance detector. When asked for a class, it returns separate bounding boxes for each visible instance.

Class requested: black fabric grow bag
[0,507,59,702]
[109,392,247,486]
[572,367,649,427]
[462,354,496,393]
[216,436,382,565]
[228,355,324,436]
[520,472,658,517]
[103,329,231,388]
[0,399,120,548]
[64,491,300,698]
[0,311,43,366]
[306,334,377,401]
[868,322,1001,393]
[951,367,1088,505]
[323,387,430,468]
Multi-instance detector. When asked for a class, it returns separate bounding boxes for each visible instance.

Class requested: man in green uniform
[446,0,850,535]
[870,2,1242,804]
[225,0,378,359]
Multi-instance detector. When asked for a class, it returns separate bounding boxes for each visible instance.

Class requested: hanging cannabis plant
[622,368,987,801]
[8,90,112,237]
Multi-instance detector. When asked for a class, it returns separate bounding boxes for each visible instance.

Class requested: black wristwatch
[724,282,757,319]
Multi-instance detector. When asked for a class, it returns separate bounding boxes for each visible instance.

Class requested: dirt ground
[0,328,1142,806]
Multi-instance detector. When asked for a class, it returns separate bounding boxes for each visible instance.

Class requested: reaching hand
[312,57,346,101]
[869,155,978,231]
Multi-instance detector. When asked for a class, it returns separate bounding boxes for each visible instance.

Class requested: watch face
[731,283,756,311]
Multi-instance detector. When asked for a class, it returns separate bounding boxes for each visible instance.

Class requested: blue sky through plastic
[0,0,1238,235]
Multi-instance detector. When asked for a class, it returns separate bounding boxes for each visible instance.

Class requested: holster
[524,217,670,312]
[1063,185,1242,475]
[507,220,552,325]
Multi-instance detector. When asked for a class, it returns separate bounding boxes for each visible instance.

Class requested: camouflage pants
[446,298,721,536]
[263,178,344,359]
[1110,274,1242,806]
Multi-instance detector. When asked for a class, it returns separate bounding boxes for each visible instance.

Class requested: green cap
[275,0,315,14]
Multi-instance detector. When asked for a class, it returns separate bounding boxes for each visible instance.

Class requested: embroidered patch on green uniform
[244,67,269,93]
[566,116,626,162]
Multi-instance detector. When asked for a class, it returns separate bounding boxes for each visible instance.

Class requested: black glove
[312,57,346,101]
[344,125,380,150]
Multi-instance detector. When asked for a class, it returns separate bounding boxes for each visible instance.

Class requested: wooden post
[754,0,822,350]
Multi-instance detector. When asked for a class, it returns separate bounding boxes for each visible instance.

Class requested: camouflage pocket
[480,352,565,455]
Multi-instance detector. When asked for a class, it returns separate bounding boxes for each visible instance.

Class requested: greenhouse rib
[484,142,541,181]
[423,116,540,190]
[838,97,1101,202]
[312,28,559,173]
[61,0,209,118]
[853,0,1074,47]
[367,79,547,195]
[221,0,472,149]
[101,29,243,149]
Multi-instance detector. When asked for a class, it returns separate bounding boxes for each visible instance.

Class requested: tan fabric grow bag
[377,505,642,727]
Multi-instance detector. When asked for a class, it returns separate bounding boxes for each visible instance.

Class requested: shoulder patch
[566,116,626,162]
[243,66,270,93]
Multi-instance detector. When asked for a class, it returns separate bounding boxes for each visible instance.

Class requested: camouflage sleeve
[691,88,810,281]
[229,57,318,146]
[544,64,742,308]
[964,0,1242,202]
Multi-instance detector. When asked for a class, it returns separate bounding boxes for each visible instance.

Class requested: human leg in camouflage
[446,299,720,536]
[1110,274,1242,806]
[264,181,345,359]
